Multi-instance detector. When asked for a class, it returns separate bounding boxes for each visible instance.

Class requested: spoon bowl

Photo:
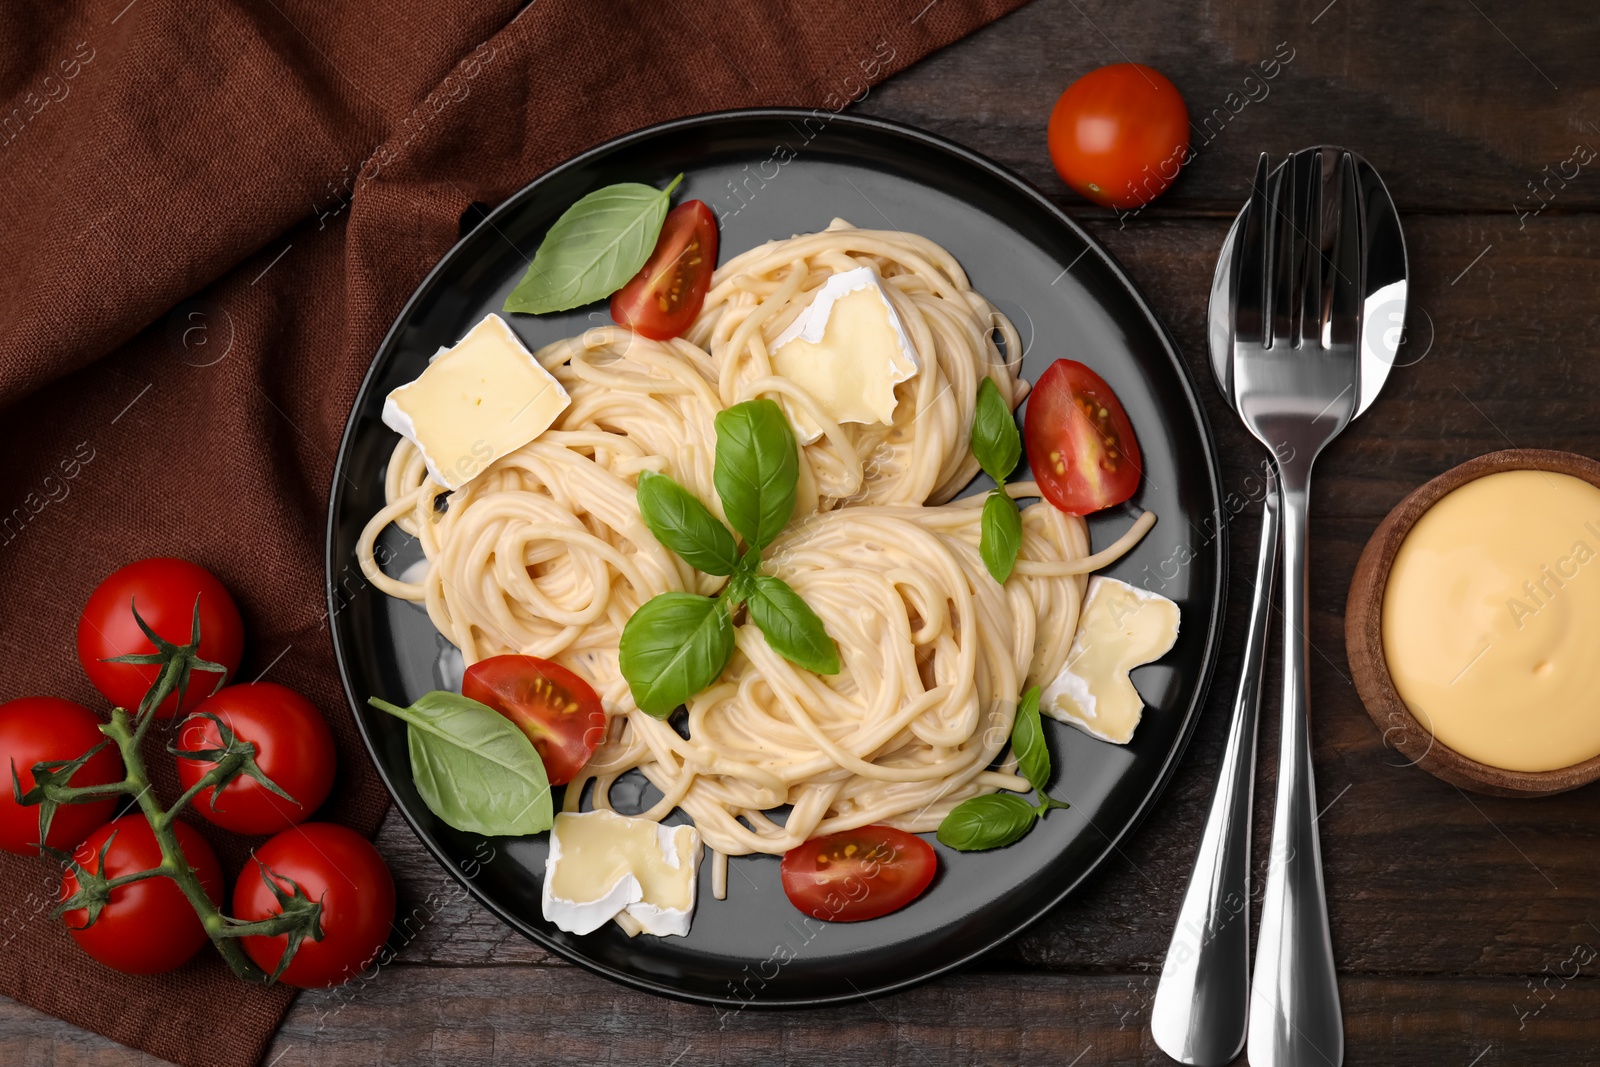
[1207,147,1408,419]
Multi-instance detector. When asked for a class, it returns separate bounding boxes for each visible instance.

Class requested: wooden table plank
[271,967,1600,1065]
[11,961,1597,1066]
[862,0,1600,215]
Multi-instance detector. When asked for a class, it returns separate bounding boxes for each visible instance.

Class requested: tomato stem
[25,613,324,984]
[101,707,273,983]
[100,865,175,890]
[160,752,244,827]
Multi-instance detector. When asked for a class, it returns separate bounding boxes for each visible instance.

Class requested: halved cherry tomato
[1047,63,1190,210]
[461,655,607,785]
[1024,359,1143,515]
[780,825,937,922]
[175,683,337,836]
[76,558,245,718]
[0,697,123,856]
[60,814,224,975]
[610,199,719,340]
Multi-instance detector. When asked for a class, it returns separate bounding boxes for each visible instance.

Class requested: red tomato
[175,683,337,836]
[609,199,719,340]
[780,825,937,922]
[76,558,245,718]
[1024,359,1143,515]
[60,814,224,975]
[234,823,396,988]
[1047,63,1190,210]
[461,655,607,785]
[0,697,122,855]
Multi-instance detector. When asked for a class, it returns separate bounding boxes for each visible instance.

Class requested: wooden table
[10,0,1600,1062]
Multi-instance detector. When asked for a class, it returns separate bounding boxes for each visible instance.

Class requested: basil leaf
[636,471,739,576]
[368,693,552,837]
[980,490,1023,584]
[748,575,840,675]
[1011,686,1049,794]
[714,399,799,550]
[503,174,683,314]
[936,793,1040,852]
[619,592,734,717]
[971,377,1021,485]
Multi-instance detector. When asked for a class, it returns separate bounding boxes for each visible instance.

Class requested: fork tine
[1296,152,1325,348]
[1232,153,1272,349]
[1327,150,1364,348]
[1267,153,1302,350]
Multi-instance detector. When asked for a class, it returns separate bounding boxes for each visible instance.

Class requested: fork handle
[1248,469,1343,1067]
[1151,465,1278,1066]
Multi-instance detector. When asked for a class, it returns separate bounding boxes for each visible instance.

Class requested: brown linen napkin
[0,0,1029,1063]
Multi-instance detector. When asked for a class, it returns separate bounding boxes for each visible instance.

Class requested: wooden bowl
[1345,448,1600,797]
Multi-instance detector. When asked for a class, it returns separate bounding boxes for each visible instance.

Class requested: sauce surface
[1383,469,1600,771]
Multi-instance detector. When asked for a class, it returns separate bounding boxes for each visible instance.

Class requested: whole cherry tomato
[1047,63,1190,210]
[234,822,396,988]
[175,683,337,836]
[76,558,244,717]
[0,697,122,855]
[59,814,224,975]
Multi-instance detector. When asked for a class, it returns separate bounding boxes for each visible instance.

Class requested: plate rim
[325,106,1228,1008]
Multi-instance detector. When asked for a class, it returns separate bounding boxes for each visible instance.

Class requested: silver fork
[1233,149,1362,1067]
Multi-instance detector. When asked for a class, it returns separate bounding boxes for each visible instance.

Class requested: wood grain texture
[16,0,1600,1062]
[7,963,1600,1065]
[860,0,1600,215]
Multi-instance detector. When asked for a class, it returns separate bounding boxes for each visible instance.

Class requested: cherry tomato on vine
[610,200,719,340]
[1047,63,1190,210]
[60,815,224,976]
[1024,359,1143,515]
[461,655,607,785]
[0,697,122,855]
[780,825,937,922]
[234,823,396,988]
[76,558,245,718]
[175,683,337,836]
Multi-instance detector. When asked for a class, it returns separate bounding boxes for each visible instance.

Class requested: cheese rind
[770,267,920,442]
[1040,576,1180,744]
[382,313,570,490]
[541,810,702,937]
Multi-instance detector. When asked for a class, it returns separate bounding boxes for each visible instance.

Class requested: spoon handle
[1151,465,1278,1066]
[1248,467,1342,1067]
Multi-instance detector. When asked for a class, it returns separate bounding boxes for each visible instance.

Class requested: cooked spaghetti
[357,223,1153,873]
[687,218,1024,507]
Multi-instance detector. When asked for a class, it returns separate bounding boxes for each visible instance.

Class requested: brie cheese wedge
[382,313,570,491]
[770,267,920,442]
[541,810,702,937]
[1040,576,1180,744]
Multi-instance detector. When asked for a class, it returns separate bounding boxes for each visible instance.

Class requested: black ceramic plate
[327,109,1224,1007]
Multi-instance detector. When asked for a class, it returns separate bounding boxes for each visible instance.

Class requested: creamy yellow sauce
[1383,469,1600,771]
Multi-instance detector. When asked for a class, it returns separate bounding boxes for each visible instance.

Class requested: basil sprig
[936,686,1069,851]
[972,378,1024,584]
[620,399,839,718]
[504,174,684,315]
[369,692,553,837]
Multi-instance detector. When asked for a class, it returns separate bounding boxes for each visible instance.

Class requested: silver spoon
[1151,146,1406,1067]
